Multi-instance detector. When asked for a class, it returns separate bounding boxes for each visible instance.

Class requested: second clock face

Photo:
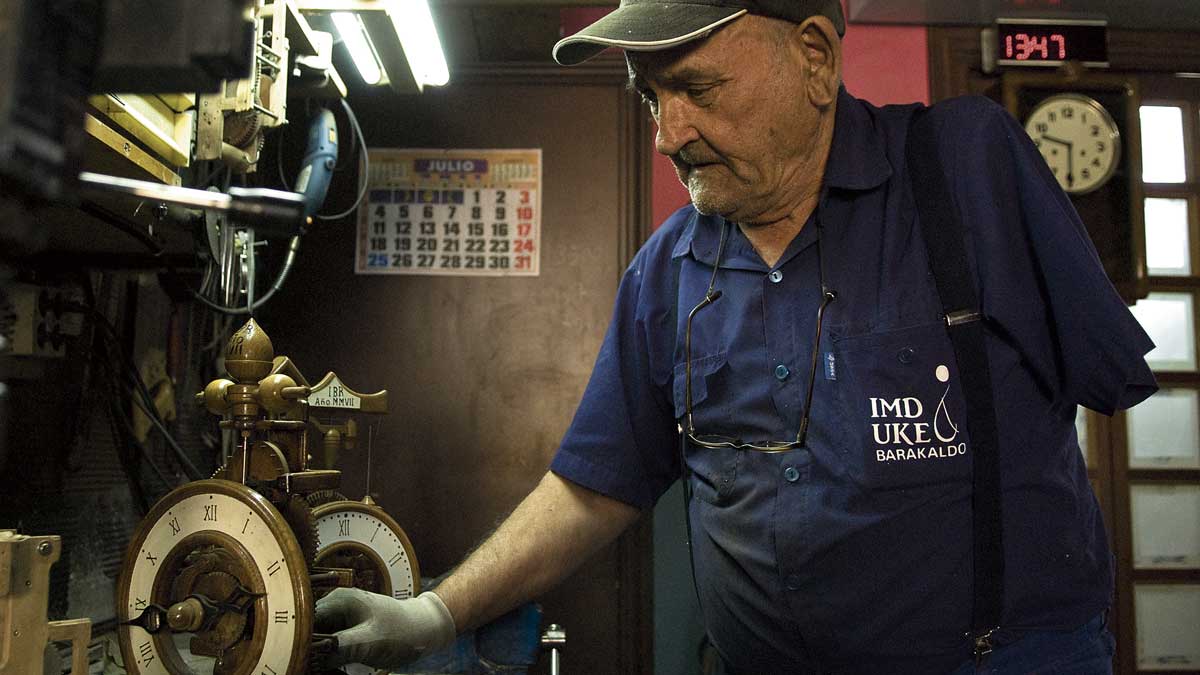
[1025,93,1122,195]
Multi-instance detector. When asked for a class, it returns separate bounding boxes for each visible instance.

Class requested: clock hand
[1041,134,1073,147]
[1042,135,1076,187]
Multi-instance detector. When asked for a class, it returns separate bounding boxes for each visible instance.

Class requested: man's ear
[797,15,841,108]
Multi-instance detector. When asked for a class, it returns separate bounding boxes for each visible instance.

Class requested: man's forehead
[627,56,721,86]
[624,15,780,85]
[625,36,729,85]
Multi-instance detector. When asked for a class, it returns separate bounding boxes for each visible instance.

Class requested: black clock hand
[1042,135,1075,187]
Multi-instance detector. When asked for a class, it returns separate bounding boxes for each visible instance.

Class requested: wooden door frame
[453,54,657,674]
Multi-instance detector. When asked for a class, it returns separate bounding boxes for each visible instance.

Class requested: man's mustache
[672,143,722,169]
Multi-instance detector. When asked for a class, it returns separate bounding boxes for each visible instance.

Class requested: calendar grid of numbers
[356,148,541,277]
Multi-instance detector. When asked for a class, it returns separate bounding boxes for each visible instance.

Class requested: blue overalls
[550,89,1156,673]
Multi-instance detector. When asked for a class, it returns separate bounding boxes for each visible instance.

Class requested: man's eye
[687,86,713,101]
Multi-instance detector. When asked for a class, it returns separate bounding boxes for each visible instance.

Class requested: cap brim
[553,4,748,66]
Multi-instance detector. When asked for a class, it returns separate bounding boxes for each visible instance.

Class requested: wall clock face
[1024,93,1122,195]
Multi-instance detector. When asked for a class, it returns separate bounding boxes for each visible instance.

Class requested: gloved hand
[314,588,457,669]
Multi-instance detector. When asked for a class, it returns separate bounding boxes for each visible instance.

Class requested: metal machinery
[0,532,91,675]
[1,3,428,674]
[115,319,419,675]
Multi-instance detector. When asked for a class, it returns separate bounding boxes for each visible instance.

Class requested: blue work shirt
[550,88,1156,673]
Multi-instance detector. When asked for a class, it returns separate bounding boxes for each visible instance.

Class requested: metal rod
[78,171,305,228]
[240,436,250,485]
[258,40,285,59]
[252,102,280,120]
[80,172,232,210]
[255,53,282,74]
[366,423,374,496]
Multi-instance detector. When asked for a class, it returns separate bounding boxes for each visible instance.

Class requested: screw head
[37,541,52,556]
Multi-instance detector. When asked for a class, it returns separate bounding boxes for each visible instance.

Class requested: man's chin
[687,190,735,218]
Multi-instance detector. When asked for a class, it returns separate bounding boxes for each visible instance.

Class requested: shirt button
[783,466,800,482]
[775,364,790,380]
[898,347,915,364]
[769,270,784,283]
[785,574,802,591]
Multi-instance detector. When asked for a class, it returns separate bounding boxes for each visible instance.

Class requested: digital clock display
[996,20,1109,67]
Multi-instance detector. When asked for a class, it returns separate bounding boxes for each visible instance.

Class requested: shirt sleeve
[549,249,680,509]
[940,98,1157,415]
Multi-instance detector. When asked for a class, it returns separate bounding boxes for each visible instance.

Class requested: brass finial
[224,319,275,383]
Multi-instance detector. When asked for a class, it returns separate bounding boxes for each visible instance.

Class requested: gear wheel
[211,441,289,482]
[225,107,264,150]
[282,492,320,570]
[305,490,349,508]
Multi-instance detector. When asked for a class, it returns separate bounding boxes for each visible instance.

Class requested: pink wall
[560,6,931,229]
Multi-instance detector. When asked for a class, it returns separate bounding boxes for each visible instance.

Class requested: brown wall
[260,60,652,673]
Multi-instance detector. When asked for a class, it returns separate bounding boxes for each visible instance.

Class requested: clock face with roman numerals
[116,480,312,675]
[1025,93,1123,195]
[313,499,421,675]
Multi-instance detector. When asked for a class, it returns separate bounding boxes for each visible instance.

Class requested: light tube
[387,0,450,88]
[332,11,383,85]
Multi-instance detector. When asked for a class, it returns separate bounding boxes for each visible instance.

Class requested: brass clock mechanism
[115,319,420,675]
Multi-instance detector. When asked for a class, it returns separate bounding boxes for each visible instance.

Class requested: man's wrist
[415,590,458,653]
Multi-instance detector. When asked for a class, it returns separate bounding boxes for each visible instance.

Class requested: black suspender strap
[906,110,1006,661]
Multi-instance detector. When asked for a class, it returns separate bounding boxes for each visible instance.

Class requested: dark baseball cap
[552,0,846,66]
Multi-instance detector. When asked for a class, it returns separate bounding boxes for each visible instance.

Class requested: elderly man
[316,1,1157,672]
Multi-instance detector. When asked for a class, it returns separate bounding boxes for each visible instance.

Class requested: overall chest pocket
[673,354,739,505]
[831,321,972,492]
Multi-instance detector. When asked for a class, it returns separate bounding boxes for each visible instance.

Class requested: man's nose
[654,98,699,157]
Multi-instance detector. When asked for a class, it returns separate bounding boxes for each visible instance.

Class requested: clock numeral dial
[1024,93,1121,196]
[117,482,313,675]
[314,501,421,621]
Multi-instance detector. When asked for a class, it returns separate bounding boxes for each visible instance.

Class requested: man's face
[627,15,824,224]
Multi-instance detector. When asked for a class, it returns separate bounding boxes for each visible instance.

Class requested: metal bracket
[945,310,983,327]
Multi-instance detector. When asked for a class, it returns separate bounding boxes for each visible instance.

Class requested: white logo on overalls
[870,365,966,463]
[933,364,959,443]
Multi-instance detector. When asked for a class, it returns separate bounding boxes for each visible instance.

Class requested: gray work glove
[314,588,457,669]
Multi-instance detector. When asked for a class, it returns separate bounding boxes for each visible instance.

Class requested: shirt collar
[823,86,894,192]
[671,87,893,263]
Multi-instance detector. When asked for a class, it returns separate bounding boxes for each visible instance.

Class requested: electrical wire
[104,388,150,515]
[314,97,369,221]
[277,121,292,191]
[89,99,373,316]
[108,394,175,490]
[82,198,301,317]
[74,300,205,481]
[187,235,301,316]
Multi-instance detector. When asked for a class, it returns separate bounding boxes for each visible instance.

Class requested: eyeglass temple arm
[684,290,722,435]
[797,289,837,446]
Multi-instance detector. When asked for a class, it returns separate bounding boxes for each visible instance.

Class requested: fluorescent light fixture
[332,11,383,85]
[296,1,450,91]
[387,0,449,88]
